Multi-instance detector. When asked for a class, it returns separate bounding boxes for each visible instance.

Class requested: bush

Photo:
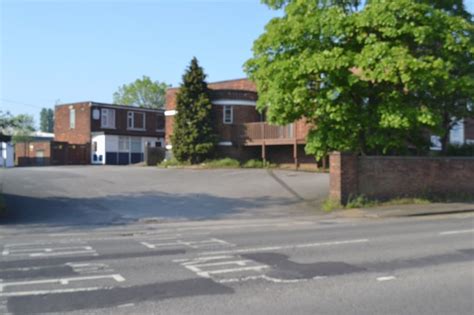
[159,158,189,168]
[242,159,277,168]
[203,158,240,168]
[322,198,342,212]
[242,159,264,168]
[446,143,474,156]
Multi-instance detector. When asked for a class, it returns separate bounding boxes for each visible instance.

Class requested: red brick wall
[165,79,259,145]
[54,103,91,144]
[15,141,52,166]
[208,79,256,91]
[330,153,474,203]
[214,105,261,141]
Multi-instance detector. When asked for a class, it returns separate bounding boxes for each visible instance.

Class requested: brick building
[165,78,316,167]
[54,102,165,165]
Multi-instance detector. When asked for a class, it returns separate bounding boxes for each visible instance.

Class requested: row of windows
[68,108,165,131]
[69,106,235,129]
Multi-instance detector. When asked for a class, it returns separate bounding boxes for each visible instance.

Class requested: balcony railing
[234,122,301,144]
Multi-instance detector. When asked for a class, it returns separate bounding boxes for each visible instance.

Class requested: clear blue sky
[1,0,474,127]
[1,0,280,125]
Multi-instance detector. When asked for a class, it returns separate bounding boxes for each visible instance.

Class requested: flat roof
[55,101,164,113]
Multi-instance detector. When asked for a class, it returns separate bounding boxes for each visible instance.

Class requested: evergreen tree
[40,108,54,132]
[171,58,217,163]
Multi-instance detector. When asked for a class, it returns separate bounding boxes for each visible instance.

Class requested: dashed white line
[377,276,396,281]
[199,239,369,256]
[439,229,474,236]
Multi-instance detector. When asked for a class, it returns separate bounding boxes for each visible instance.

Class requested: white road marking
[200,239,369,256]
[173,255,233,263]
[0,274,125,293]
[117,303,135,308]
[439,229,474,236]
[4,240,86,247]
[141,238,234,250]
[377,276,396,281]
[0,287,104,298]
[29,250,98,257]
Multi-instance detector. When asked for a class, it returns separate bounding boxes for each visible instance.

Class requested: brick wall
[54,102,91,144]
[214,105,261,142]
[15,141,52,166]
[330,152,474,203]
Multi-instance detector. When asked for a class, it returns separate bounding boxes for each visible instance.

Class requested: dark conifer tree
[172,57,217,163]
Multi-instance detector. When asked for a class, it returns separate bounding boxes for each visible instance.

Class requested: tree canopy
[0,111,36,143]
[113,75,169,109]
[245,0,474,158]
[171,58,217,163]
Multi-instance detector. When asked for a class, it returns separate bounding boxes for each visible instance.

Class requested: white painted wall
[91,133,106,165]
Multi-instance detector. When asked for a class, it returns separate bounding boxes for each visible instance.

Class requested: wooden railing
[234,122,297,144]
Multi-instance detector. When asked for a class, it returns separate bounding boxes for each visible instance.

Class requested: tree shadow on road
[0,191,304,229]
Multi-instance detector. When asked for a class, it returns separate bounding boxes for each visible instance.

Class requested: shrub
[242,159,264,168]
[446,143,474,156]
[322,198,342,212]
[203,158,240,168]
[159,158,189,168]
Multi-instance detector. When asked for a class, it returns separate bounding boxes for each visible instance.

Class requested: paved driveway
[0,166,328,226]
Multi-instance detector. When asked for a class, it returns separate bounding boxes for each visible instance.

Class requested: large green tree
[171,58,217,163]
[0,113,36,143]
[113,75,169,109]
[40,108,54,133]
[245,0,474,159]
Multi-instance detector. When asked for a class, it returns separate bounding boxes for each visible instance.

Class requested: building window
[128,111,146,130]
[157,115,165,130]
[130,137,142,153]
[101,108,116,128]
[223,106,233,124]
[69,109,76,129]
[118,136,130,152]
[450,119,465,144]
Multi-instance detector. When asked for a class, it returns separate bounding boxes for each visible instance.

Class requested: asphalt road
[1,167,473,314]
[0,166,328,226]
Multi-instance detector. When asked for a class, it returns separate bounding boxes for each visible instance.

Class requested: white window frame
[223,105,233,124]
[127,111,146,130]
[101,108,116,129]
[118,136,130,152]
[69,109,76,129]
